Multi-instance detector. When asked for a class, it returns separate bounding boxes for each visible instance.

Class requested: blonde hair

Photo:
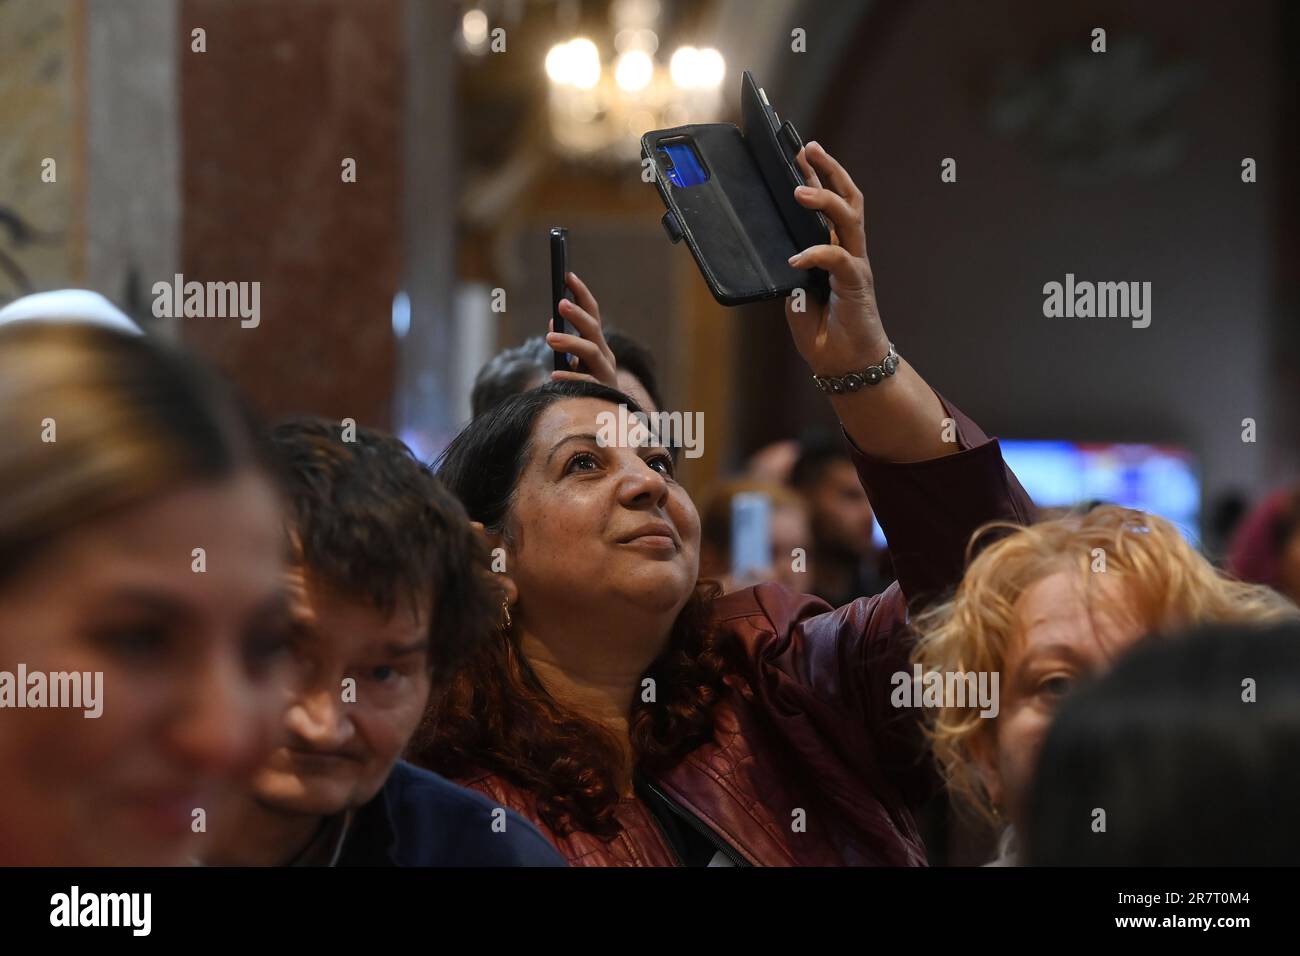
[912,504,1297,822]
[0,322,258,585]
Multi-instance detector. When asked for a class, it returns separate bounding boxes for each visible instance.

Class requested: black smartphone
[641,71,830,306]
[549,226,572,373]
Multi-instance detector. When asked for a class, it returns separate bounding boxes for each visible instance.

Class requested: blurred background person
[1204,489,1250,567]
[1026,621,1300,866]
[0,322,292,865]
[744,439,802,487]
[697,478,812,592]
[790,434,893,604]
[1227,485,1300,607]
[912,505,1297,866]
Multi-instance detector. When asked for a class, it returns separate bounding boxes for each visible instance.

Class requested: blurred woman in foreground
[0,322,292,865]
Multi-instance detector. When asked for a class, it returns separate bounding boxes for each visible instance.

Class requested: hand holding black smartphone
[641,71,830,306]
[549,226,572,373]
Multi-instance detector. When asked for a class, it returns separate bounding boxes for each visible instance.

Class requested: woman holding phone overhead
[410,143,1035,865]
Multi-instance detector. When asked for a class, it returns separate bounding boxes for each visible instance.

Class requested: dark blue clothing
[336,761,564,867]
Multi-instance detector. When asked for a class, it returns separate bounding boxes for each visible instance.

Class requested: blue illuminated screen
[872,440,1201,547]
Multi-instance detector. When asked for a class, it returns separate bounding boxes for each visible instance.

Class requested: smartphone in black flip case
[642,71,831,306]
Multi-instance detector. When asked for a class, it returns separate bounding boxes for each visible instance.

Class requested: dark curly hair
[267,417,498,691]
[408,381,740,837]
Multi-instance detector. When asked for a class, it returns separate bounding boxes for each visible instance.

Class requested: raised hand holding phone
[783,141,951,465]
[545,267,619,390]
[549,227,573,372]
[783,142,887,377]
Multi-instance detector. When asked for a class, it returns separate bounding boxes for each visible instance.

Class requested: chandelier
[459,1,727,163]
[542,0,726,163]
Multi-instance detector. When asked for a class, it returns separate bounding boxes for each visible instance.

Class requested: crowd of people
[2,143,1297,867]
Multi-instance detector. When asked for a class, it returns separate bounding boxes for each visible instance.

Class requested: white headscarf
[0,289,141,335]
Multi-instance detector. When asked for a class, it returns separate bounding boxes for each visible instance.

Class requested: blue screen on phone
[659,141,709,188]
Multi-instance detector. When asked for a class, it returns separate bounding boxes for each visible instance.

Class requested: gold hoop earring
[499,598,513,632]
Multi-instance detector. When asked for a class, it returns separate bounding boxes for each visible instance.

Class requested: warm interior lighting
[614,49,653,92]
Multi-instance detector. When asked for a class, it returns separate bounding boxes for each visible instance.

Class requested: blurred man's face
[807,460,875,557]
[974,570,1145,828]
[248,568,431,817]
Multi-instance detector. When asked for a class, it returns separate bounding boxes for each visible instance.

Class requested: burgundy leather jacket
[458,398,1034,865]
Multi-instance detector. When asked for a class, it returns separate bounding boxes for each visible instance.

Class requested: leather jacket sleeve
[725,393,1035,811]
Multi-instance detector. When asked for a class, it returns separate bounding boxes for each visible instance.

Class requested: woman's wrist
[811,343,900,394]
[806,330,892,379]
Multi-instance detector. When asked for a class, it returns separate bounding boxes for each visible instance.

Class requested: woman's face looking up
[496,398,701,629]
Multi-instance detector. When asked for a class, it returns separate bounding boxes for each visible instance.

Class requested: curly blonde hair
[912,504,1297,823]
